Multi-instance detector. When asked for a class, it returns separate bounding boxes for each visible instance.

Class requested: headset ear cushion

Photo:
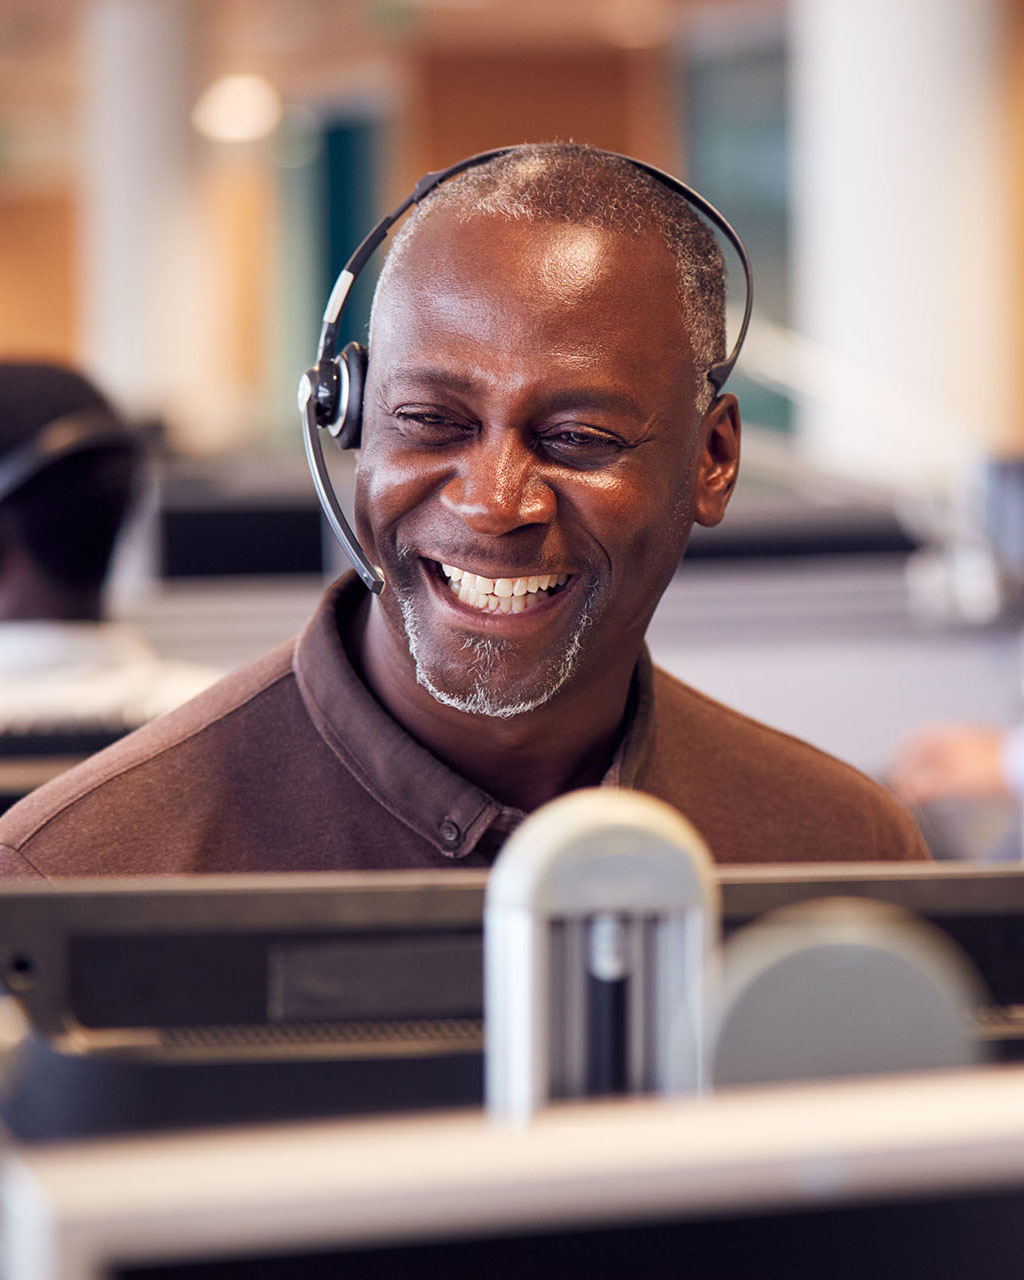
[333,341,367,449]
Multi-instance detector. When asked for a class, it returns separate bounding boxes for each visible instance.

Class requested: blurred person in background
[0,361,218,737]
[891,723,1024,807]
[890,719,1024,863]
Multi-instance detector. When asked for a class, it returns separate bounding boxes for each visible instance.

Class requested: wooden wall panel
[0,192,75,362]
[206,157,274,389]
[406,46,678,183]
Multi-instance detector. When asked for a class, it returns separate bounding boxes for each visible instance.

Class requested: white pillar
[789,0,1013,493]
[77,0,210,435]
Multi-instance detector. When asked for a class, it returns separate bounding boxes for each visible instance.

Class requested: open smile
[430,560,573,614]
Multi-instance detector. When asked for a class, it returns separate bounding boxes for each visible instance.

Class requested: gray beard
[395,577,597,720]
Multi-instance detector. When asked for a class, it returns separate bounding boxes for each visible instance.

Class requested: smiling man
[0,144,928,877]
[351,197,738,817]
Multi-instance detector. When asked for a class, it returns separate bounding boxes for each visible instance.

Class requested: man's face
[356,211,738,718]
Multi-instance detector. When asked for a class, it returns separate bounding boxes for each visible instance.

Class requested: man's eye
[392,409,470,439]
[567,430,608,447]
[541,428,623,462]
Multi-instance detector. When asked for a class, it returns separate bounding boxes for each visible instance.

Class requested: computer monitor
[0,871,487,1140]
[5,1063,1024,1280]
[3,862,1024,1139]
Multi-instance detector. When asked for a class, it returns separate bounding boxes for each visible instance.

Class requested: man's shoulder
[649,663,878,783]
[0,641,299,876]
[645,665,929,864]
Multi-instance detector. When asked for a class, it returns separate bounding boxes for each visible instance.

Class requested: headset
[298,146,753,596]
[0,411,140,508]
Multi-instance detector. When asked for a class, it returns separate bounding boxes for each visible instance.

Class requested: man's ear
[694,394,740,528]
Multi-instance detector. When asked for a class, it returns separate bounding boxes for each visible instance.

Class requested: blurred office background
[2,0,1024,847]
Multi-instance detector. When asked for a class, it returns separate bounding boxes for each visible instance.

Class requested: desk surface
[7,1062,1024,1277]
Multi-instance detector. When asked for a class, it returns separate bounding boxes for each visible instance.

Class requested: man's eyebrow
[536,387,647,419]
[378,367,480,397]
[379,368,647,418]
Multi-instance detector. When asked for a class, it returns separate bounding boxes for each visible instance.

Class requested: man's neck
[347,596,636,812]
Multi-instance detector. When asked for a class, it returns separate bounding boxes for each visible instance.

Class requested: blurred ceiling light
[192,74,283,143]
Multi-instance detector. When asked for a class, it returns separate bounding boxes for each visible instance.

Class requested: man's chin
[414,657,563,720]
[405,617,592,721]
[390,560,597,720]
[402,624,560,718]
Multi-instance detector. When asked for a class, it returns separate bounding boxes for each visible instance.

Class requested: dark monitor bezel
[2,861,1024,1038]
[2,862,1024,1142]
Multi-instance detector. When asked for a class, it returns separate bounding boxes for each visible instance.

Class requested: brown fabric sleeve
[0,843,46,879]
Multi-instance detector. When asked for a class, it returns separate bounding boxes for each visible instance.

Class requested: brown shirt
[0,575,928,879]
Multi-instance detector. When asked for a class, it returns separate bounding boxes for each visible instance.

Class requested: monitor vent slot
[157,1017,484,1055]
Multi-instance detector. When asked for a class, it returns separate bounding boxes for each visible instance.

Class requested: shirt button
[439,818,461,847]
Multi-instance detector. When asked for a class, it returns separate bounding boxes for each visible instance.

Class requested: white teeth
[439,561,570,614]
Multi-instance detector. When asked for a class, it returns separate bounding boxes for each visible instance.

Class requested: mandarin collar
[292,574,655,859]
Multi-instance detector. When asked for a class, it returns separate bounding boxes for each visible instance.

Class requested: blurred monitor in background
[0,362,219,811]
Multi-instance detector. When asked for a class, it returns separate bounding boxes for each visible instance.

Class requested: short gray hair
[371,142,726,416]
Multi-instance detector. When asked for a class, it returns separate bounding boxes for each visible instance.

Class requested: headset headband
[299,146,753,595]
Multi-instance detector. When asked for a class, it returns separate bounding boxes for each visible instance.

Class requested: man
[0,362,217,744]
[0,146,927,877]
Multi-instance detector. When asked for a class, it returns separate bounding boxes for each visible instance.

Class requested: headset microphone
[299,146,754,596]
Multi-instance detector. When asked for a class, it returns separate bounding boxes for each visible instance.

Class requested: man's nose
[440,433,555,535]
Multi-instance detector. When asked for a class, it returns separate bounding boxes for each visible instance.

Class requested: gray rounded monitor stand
[712,896,986,1088]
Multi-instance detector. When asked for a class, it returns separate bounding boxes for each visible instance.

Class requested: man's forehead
[377,209,679,311]
[367,208,696,409]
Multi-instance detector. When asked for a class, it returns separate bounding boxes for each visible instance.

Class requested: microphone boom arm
[300,375,385,595]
